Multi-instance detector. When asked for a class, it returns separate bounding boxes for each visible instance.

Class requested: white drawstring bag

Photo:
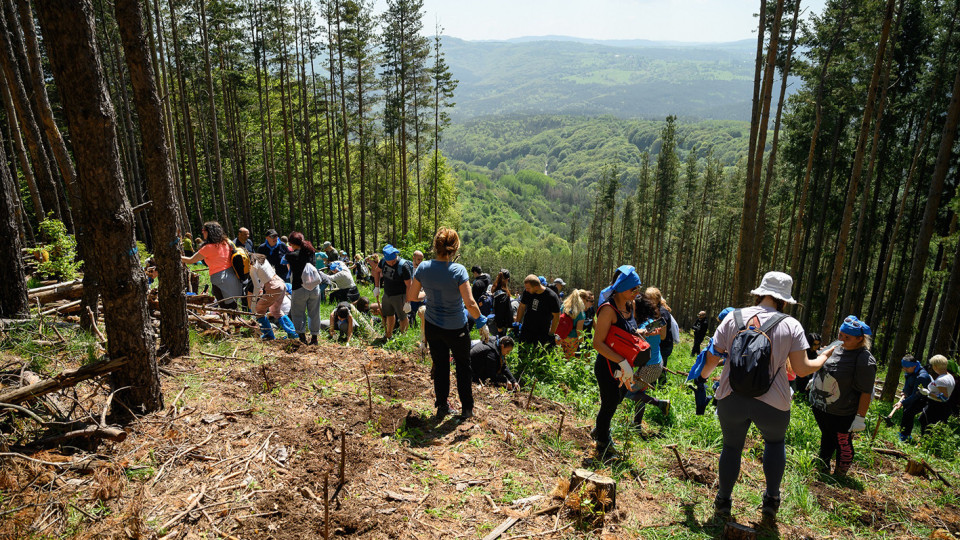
[301,263,323,291]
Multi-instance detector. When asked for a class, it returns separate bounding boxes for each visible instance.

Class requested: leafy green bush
[917,419,960,460]
[29,217,82,282]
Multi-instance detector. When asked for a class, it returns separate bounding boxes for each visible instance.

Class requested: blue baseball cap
[382,244,399,261]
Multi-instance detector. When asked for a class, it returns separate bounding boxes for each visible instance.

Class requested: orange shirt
[198,242,232,274]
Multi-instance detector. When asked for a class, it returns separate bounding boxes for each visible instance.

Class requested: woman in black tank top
[591,265,643,455]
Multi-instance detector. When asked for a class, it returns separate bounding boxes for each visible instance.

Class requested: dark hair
[335,302,350,319]
[288,231,315,256]
[754,295,786,312]
[202,221,226,245]
[806,332,821,347]
[493,270,511,295]
[499,336,515,349]
[355,297,370,313]
[634,294,659,323]
[471,265,482,274]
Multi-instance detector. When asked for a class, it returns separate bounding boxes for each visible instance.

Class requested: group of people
[177,222,958,526]
[591,267,957,526]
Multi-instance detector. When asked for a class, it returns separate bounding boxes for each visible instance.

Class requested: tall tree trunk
[0,69,40,219]
[115,0,188,358]
[0,126,27,317]
[881,59,960,401]
[35,0,162,418]
[820,0,896,338]
[198,0,231,236]
[0,2,60,222]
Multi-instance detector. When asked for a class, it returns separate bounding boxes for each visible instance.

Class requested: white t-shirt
[330,269,355,289]
[929,373,955,401]
[711,305,809,411]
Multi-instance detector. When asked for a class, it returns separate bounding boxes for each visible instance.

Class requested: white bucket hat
[750,271,797,304]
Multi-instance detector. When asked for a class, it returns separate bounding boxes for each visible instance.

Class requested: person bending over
[470,336,519,391]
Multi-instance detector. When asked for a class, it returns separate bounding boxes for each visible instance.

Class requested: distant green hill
[443,37,759,121]
[441,115,752,254]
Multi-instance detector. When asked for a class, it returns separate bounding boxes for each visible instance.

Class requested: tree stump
[569,468,616,512]
[722,522,757,539]
[906,459,927,477]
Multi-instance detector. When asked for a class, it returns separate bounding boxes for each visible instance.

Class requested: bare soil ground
[2,338,959,539]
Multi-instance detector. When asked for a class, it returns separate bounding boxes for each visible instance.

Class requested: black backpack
[727,310,788,397]
[493,290,512,328]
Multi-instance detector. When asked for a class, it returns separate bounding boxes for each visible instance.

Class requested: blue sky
[377,0,830,43]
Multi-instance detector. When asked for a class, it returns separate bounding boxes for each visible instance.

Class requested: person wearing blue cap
[888,354,932,434]
[809,315,877,476]
[900,354,956,440]
[700,271,823,524]
[590,265,646,455]
[407,228,486,419]
[373,244,414,342]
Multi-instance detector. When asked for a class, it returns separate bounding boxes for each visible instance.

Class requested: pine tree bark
[114,0,188,358]
[0,1,60,222]
[881,59,960,401]
[34,0,162,418]
[0,126,27,318]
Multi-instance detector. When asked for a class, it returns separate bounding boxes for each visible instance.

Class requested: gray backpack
[727,310,788,397]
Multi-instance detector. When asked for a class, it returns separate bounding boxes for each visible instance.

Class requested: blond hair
[930,354,950,372]
[563,289,594,319]
[433,228,460,257]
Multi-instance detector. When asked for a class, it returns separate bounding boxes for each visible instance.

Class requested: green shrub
[29,217,82,281]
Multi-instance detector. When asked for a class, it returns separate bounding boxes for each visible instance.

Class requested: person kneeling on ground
[328,301,354,344]
[900,354,957,440]
[470,336,519,391]
[248,253,298,340]
[328,261,360,303]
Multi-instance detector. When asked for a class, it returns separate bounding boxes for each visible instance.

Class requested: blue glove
[476,315,488,329]
[707,340,728,358]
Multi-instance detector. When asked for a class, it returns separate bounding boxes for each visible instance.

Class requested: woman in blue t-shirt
[407,228,486,420]
[624,293,669,429]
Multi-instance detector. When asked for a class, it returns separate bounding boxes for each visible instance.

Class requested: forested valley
[1,0,960,537]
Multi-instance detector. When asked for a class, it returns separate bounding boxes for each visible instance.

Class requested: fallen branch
[483,517,520,540]
[922,460,953,487]
[159,483,206,532]
[872,447,908,459]
[189,311,229,337]
[39,300,81,317]
[0,356,129,405]
[32,425,127,446]
[86,307,106,343]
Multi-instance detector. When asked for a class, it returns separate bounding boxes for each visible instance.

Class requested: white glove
[373,287,381,297]
[849,415,866,432]
[402,302,411,314]
[614,360,634,387]
[919,388,931,396]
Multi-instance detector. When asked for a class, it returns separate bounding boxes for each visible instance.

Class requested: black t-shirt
[810,347,877,416]
[692,317,708,338]
[518,288,561,341]
[256,241,289,280]
[285,249,312,290]
[378,258,412,296]
[659,306,675,345]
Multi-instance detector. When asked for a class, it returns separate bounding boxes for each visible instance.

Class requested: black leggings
[593,356,626,444]
[813,408,856,474]
[425,320,473,411]
[716,393,790,500]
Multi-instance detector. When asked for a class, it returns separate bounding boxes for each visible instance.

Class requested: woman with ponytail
[285,232,321,344]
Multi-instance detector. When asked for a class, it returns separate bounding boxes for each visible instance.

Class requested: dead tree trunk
[34,0,163,419]
[114,0,188,358]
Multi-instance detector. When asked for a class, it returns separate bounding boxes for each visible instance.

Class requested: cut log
[723,522,757,539]
[30,283,84,306]
[39,300,81,317]
[568,468,616,512]
[0,356,128,405]
[27,279,82,296]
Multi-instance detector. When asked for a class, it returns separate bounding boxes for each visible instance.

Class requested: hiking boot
[658,399,671,417]
[632,404,646,430]
[595,438,618,457]
[436,402,458,419]
[761,493,780,518]
[459,408,474,420]
[309,334,318,346]
[298,333,307,344]
[712,495,732,524]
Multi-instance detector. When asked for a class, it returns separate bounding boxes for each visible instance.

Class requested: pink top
[711,305,809,411]
[198,242,233,275]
